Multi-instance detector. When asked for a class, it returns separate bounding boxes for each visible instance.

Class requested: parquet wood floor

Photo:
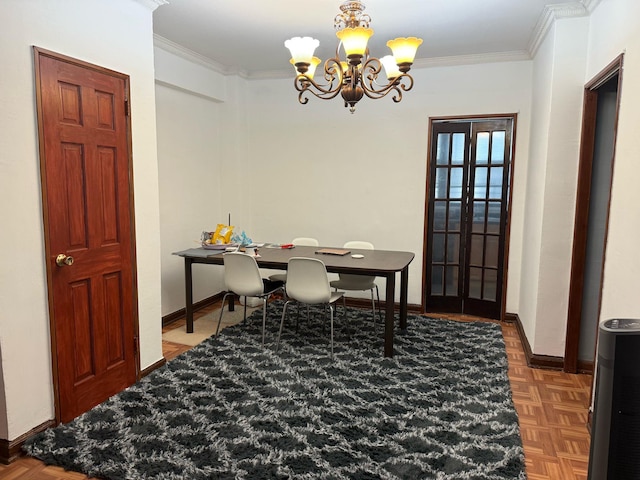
[0,308,593,479]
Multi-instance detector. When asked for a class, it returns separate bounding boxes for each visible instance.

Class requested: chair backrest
[292,237,320,246]
[286,257,331,304]
[344,240,374,250]
[223,252,264,297]
[340,241,375,283]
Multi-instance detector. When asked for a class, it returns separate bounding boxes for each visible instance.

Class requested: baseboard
[163,293,422,328]
[162,292,226,327]
[342,297,422,315]
[1,358,168,465]
[506,312,564,370]
[0,419,55,464]
[141,357,166,378]
[577,360,594,375]
[0,357,168,466]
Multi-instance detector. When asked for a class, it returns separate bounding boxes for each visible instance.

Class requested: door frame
[564,54,623,374]
[422,114,518,320]
[34,47,140,423]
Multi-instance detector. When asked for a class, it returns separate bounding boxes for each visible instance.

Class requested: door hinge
[124,99,130,117]
[133,336,139,354]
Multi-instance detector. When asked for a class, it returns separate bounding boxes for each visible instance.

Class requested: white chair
[276,257,344,356]
[269,237,320,283]
[215,252,284,345]
[330,241,380,324]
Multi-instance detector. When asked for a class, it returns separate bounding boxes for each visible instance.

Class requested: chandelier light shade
[284,37,320,72]
[290,56,321,79]
[284,0,423,113]
[336,27,374,59]
[379,55,401,80]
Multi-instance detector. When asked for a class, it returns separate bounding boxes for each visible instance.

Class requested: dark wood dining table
[174,245,415,357]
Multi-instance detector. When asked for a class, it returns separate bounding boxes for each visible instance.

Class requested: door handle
[56,254,74,267]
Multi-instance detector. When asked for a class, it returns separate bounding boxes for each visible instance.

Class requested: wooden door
[424,117,514,320]
[34,48,139,423]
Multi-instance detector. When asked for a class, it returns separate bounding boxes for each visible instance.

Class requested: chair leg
[329,304,335,358]
[216,292,232,337]
[262,297,268,345]
[375,285,380,322]
[370,288,376,325]
[243,299,248,324]
[276,300,291,352]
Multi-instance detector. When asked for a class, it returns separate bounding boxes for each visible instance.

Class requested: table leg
[384,273,396,357]
[399,265,409,330]
[185,257,194,333]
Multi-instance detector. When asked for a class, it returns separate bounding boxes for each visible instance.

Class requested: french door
[424,117,514,319]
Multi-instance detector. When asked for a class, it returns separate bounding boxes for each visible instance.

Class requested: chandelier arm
[293,58,345,104]
[360,75,414,102]
[359,57,415,102]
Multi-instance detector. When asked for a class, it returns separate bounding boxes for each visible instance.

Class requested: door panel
[425,118,513,319]
[463,120,512,318]
[35,49,138,423]
[425,123,470,312]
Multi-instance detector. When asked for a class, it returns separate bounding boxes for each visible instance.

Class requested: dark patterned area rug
[24,303,526,479]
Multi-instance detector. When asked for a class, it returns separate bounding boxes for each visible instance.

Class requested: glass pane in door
[491,131,506,163]
[435,169,448,199]
[489,167,503,199]
[451,133,465,165]
[476,132,490,164]
[436,133,450,165]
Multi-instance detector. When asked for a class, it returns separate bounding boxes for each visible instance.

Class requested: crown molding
[247,69,293,80]
[133,0,168,12]
[235,47,565,80]
[155,0,603,80]
[153,34,251,78]
[221,50,533,81]
[528,0,601,57]
[581,0,604,11]
[413,50,531,69]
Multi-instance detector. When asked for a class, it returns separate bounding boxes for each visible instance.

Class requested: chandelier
[284,0,422,113]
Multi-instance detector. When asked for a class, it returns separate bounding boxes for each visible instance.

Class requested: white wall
[587,0,640,324]
[154,49,251,316]
[0,0,163,441]
[240,61,533,308]
[152,0,640,369]
[153,50,533,315]
[156,84,224,314]
[535,17,589,356]
[519,25,556,348]
[520,0,640,358]
[522,16,590,357]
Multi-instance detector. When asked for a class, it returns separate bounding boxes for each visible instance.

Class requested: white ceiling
[152,0,593,78]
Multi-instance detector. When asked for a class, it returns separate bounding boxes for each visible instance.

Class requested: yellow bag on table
[212,224,234,244]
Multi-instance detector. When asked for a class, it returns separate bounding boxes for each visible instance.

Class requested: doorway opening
[423,116,516,320]
[564,55,623,374]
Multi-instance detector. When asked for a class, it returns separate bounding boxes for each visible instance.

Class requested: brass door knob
[55,254,74,267]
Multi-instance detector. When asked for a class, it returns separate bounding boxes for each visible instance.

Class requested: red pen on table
[281,244,295,249]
